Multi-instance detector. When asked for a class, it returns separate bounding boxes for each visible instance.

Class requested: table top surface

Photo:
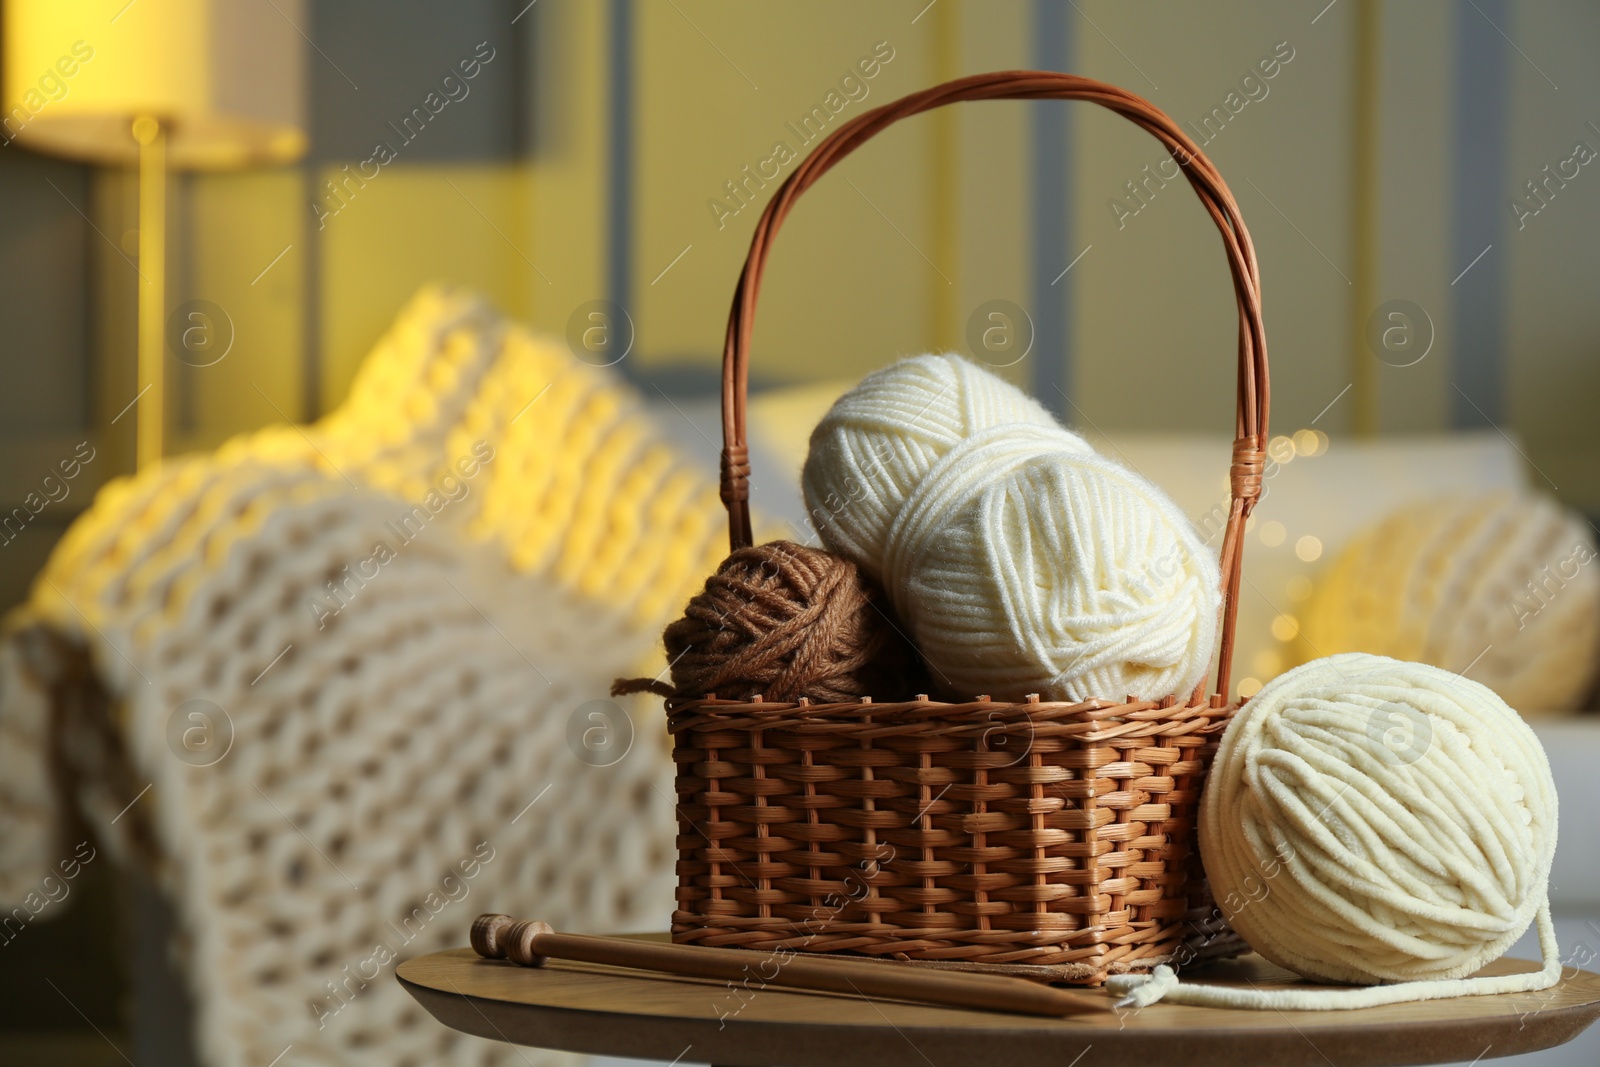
[397,936,1600,1067]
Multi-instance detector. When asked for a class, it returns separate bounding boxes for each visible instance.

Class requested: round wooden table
[397,936,1600,1067]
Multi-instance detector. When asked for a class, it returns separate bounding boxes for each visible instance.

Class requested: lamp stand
[132,116,166,471]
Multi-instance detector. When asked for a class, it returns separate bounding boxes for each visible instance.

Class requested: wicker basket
[668,71,1268,985]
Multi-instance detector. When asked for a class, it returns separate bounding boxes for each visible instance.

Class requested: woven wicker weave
[670,71,1270,984]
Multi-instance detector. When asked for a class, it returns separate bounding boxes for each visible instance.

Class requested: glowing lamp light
[3,0,307,468]
[3,0,307,168]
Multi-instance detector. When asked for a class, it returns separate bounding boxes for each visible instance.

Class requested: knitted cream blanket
[0,287,731,1067]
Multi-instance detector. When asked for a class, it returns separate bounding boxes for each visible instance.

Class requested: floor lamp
[4,0,307,470]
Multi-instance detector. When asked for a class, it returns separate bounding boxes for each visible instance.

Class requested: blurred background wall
[2,0,1598,1060]
[7,3,1599,602]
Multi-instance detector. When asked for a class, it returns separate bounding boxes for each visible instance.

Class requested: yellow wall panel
[635,0,942,383]
[1073,0,1351,435]
[316,163,534,410]
[1373,0,1453,435]
[172,168,305,455]
[523,0,607,342]
[950,0,1032,393]
[1505,2,1600,510]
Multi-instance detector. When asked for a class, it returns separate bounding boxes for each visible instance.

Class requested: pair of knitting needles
[470,914,1103,1018]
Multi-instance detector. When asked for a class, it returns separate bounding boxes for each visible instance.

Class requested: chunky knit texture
[0,286,735,1067]
[1112,653,1560,1010]
[1300,491,1600,713]
[803,355,1219,702]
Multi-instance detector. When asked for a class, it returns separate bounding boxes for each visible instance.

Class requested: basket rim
[665,691,1238,741]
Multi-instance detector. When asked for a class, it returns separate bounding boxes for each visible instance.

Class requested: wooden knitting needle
[470,914,1103,1018]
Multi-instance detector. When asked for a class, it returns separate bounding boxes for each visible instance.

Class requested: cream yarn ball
[1301,492,1600,713]
[1110,653,1561,1011]
[888,428,1220,702]
[803,354,1220,703]
[802,353,1086,575]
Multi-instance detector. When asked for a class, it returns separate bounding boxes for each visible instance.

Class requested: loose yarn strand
[1108,905,1560,1011]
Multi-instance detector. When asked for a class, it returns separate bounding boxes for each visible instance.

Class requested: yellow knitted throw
[0,286,732,1067]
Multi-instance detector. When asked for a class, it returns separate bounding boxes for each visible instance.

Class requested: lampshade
[3,0,307,169]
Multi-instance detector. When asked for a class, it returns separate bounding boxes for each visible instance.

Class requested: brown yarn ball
[614,540,924,703]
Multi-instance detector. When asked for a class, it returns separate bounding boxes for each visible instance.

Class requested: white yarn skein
[802,353,1089,577]
[1109,653,1560,1010]
[885,425,1221,702]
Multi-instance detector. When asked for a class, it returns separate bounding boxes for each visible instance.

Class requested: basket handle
[718,70,1270,698]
